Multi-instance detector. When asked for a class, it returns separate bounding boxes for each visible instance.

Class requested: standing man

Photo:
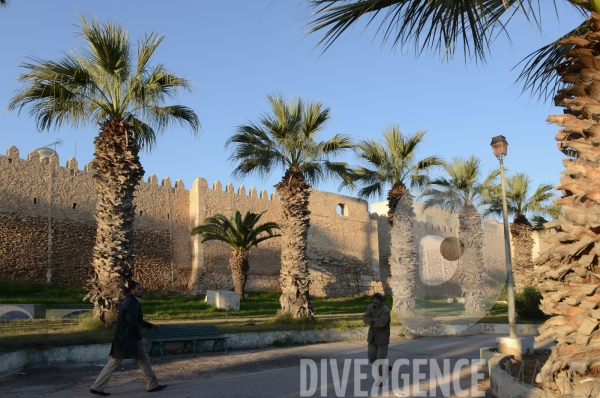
[90,280,167,396]
[363,292,391,374]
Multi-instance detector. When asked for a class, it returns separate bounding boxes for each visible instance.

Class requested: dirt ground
[501,351,550,387]
[2,345,311,396]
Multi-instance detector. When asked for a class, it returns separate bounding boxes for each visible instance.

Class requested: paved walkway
[2,334,547,397]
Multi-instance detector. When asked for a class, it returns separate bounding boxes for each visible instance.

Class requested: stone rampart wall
[0,146,381,297]
[0,146,191,291]
[187,181,382,296]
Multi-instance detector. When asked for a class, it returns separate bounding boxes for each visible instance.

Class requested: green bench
[146,324,228,359]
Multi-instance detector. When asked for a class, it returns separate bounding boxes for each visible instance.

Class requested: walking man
[363,292,391,375]
[90,280,167,396]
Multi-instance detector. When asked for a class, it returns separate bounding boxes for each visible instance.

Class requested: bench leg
[182,341,189,354]
[223,339,228,353]
[159,342,164,360]
[192,340,197,357]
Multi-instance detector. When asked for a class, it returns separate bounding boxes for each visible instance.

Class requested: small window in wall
[70,169,75,176]
[167,213,170,220]
[8,158,12,164]
[139,211,144,218]
[336,203,348,217]
[33,198,37,204]
[72,203,77,210]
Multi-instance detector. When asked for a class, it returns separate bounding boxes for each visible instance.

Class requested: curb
[0,323,541,377]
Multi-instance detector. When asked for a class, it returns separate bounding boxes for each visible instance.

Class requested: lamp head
[491,135,508,158]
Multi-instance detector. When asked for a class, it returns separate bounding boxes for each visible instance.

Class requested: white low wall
[0,350,27,377]
[0,323,541,377]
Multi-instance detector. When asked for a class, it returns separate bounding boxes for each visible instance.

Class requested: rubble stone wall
[0,146,381,297]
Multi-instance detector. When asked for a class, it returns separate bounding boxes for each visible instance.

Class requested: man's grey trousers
[91,339,159,392]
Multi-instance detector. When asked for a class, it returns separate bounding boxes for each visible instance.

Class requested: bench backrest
[146,324,222,341]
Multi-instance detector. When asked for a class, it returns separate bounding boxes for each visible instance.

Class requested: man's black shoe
[148,385,168,393]
[90,389,110,396]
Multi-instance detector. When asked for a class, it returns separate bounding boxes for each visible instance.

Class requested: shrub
[515,285,545,320]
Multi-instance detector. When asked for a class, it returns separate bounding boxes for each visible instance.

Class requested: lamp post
[491,135,517,339]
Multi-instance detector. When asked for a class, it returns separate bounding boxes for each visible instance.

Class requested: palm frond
[514,21,589,101]
[8,14,199,145]
[420,155,498,213]
[227,93,350,186]
[191,210,280,252]
[350,124,440,200]
[76,14,132,82]
[308,0,549,63]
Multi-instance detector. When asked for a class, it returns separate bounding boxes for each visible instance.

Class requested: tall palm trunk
[229,251,249,297]
[387,183,408,227]
[87,118,144,323]
[535,13,600,393]
[390,192,417,318]
[275,167,313,318]
[510,215,534,291]
[458,204,486,315]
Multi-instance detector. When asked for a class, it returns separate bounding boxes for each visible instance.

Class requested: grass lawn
[0,284,544,353]
[414,295,549,325]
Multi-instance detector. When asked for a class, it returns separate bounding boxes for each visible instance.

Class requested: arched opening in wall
[139,211,144,218]
[336,203,348,216]
[33,198,37,204]
[8,158,12,164]
[70,169,75,176]
[72,203,77,210]
[167,213,170,220]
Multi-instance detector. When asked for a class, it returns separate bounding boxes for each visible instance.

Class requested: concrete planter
[482,347,545,398]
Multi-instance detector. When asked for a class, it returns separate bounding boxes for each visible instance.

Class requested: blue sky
[0,1,583,209]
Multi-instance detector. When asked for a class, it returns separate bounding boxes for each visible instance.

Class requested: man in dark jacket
[90,280,167,396]
[363,292,391,374]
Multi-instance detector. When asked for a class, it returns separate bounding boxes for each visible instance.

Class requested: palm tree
[532,199,565,231]
[308,0,600,389]
[191,210,280,298]
[346,125,442,317]
[420,156,499,315]
[487,173,554,289]
[0,0,9,8]
[226,93,352,318]
[8,15,199,323]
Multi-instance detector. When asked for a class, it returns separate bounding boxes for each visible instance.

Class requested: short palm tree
[226,93,352,318]
[487,173,554,289]
[308,0,600,391]
[191,210,280,298]
[346,125,442,318]
[0,1,9,8]
[8,15,199,323]
[420,156,499,315]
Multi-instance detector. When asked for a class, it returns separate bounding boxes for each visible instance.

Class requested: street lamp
[491,135,517,339]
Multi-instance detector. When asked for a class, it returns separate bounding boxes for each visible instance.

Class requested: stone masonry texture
[1,145,517,297]
[0,146,382,296]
